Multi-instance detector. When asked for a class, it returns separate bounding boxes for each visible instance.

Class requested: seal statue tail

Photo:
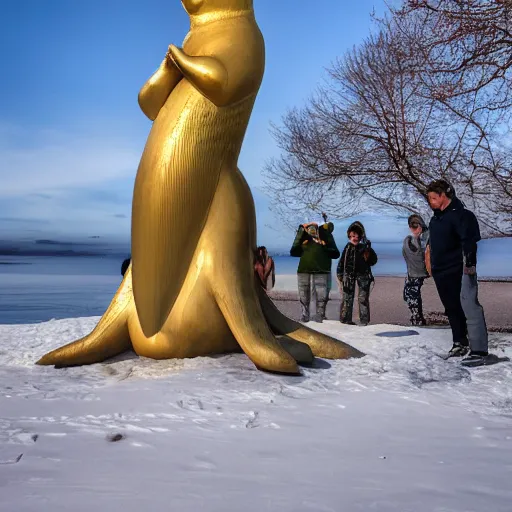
[36,267,134,367]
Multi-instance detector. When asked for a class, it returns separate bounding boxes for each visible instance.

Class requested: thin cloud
[0,216,50,224]
[0,124,141,197]
[30,193,54,200]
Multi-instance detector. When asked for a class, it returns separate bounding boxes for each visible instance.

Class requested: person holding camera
[290,221,340,323]
[336,221,377,326]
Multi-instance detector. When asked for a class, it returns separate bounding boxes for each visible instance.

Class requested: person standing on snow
[336,221,377,326]
[290,221,340,323]
[402,214,430,326]
[426,179,497,366]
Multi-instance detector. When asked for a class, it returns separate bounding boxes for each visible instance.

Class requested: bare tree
[393,0,512,103]
[390,0,512,231]
[264,26,500,231]
[464,138,512,230]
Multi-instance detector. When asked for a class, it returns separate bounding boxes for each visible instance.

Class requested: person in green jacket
[290,221,340,323]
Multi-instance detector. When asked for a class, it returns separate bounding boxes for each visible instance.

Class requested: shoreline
[376,274,512,283]
[269,275,512,333]
[270,273,512,295]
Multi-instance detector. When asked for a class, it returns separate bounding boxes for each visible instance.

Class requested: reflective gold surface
[37,0,364,373]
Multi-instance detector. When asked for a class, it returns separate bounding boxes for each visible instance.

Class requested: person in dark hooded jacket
[427,179,493,365]
[290,221,340,323]
[121,257,131,277]
[254,246,275,292]
[402,214,430,326]
[336,221,377,326]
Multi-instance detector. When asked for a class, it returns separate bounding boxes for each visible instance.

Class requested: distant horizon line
[0,238,421,259]
[0,233,508,257]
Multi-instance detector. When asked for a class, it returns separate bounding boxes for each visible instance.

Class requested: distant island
[35,239,64,245]
[0,239,130,258]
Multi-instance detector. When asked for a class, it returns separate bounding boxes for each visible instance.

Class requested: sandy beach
[270,274,512,331]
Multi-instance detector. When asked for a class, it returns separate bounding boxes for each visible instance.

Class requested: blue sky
[0,0,410,249]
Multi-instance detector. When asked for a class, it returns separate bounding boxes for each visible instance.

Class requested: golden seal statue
[37,0,364,374]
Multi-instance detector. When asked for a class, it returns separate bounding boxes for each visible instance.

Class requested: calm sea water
[0,239,510,325]
[274,238,512,277]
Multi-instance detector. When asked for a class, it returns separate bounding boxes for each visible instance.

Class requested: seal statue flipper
[36,268,134,366]
[212,262,300,375]
[138,55,183,121]
[211,250,300,373]
[257,286,364,360]
[203,164,299,375]
[167,46,228,106]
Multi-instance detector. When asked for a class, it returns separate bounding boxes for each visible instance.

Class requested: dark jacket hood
[347,221,366,239]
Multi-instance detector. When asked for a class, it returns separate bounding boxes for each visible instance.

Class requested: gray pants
[297,273,330,322]
[338,275,372,325]
[460,273,488,353]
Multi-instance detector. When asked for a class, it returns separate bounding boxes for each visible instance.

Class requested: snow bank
[1,317,511,511]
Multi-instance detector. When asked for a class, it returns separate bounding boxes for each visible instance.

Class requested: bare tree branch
[264,23,511,234]
[389,0,512,229]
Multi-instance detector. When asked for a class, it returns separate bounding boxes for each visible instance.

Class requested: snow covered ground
[1,317,512,512]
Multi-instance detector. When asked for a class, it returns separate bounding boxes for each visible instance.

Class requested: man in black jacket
[426,180,490,364]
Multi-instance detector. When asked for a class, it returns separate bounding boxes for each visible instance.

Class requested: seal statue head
[182,0,253,15]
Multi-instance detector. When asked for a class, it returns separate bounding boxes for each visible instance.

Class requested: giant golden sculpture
[37,0,364,374]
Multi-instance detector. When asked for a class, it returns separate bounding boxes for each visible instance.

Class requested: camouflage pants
[403,277,425,326]
[338,275,372,325]
[297,273,330,322]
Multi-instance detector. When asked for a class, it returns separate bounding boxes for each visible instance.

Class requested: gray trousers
[460,273,488,353]
[297,273,330,321]
[338,275,372,325]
